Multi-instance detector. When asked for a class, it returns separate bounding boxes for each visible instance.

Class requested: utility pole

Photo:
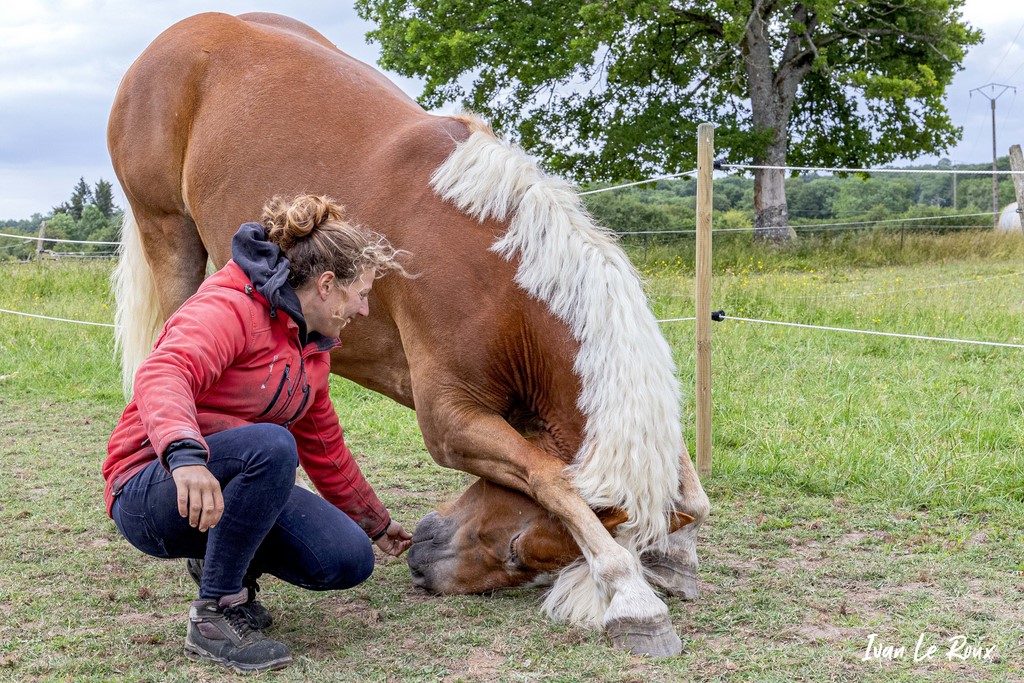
[949,158,969,210]
[970,84,1016,227]
[951,159,957,209]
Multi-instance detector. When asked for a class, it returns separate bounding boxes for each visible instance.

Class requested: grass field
[1,232,1023,682]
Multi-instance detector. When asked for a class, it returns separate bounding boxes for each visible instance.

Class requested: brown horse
[108,12,709,657]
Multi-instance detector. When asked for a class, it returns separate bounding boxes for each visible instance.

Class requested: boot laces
[223,605,258,640]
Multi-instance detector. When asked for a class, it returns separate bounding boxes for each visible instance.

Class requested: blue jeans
[112,423,375,599]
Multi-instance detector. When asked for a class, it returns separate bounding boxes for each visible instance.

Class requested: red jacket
[103,259,390,539]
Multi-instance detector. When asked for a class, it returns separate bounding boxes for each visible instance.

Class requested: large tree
[357,0,980,241]
[70,177,93,221]
[93,179,116,219]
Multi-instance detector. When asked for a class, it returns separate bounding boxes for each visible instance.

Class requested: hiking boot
[184,589,292,673]
[185,558,273,630]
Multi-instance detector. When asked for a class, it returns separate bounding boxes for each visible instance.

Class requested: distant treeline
[582,157,1020,234]
[2,159,1020,260]
[1,178,121,260]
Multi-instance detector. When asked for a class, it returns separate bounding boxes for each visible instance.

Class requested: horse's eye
[507,532,524,567]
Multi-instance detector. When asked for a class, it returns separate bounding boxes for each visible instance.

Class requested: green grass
[647,254,1024,516]
[1,235,1023,682]
[626,227,1024,273]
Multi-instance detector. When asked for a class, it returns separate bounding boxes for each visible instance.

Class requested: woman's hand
[374,519,413,557]
[171,464,224,532]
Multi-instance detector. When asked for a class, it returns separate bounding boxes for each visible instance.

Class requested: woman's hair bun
[262,194,345,251]
[259,193,412,289]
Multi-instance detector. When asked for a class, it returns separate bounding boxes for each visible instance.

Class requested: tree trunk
[744,6,798,244]
[752,135,797,243]
[753,166,795,243]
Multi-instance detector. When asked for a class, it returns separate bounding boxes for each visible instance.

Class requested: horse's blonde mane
[429,115,683,557]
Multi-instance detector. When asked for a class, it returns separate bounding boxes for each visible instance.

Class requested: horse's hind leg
[643,445,709,600]
[138,209,208,319]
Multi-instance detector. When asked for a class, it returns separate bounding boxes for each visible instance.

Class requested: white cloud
[1,1,1023,218]
[0,1,411,218]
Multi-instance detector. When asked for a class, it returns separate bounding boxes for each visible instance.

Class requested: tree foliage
[93,180,115,219]
[1,179,121,260]
[70,177,94,221]
[580,157,1016,236]
[358,0,982,237]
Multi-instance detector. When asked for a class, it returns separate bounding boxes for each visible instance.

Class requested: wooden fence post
[1010,145,1024,233]
[35,221,47,260]
[695,123,714,479]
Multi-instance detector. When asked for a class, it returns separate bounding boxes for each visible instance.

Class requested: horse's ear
[595,508,691,533]
[668,510,695,533]
[518,508,631,571]
[596,507,629,532]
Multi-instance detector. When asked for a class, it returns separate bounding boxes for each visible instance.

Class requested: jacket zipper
[256,364,290,418]
[283,357,311,427]
[283,385,311,428]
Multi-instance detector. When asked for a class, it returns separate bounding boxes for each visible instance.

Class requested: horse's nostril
[408,562,432,589]
[412,511,444,543]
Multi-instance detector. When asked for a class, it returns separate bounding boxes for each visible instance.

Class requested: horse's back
[108,12,490,402]
[234,12,338,48]
[109,12,467,263]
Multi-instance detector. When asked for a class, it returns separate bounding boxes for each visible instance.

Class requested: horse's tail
[112,203,163,398]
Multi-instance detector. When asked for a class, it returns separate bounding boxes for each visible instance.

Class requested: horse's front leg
[418,404,683,658]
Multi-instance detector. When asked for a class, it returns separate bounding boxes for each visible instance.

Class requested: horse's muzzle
[406,511,457,592]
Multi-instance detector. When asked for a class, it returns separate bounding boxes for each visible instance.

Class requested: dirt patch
[772,544,829,572]
[373,548,410,567]
[118,612,180,628]
[322,598,382,628]
[442,648,505,682]
[838,530,894,547]
[964,531,989,547]
[785,621,866,644]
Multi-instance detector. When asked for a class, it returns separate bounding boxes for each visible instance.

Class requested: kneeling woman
[103,195,413,673]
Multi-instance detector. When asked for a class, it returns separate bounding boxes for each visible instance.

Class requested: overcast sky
[1,0,1023,220]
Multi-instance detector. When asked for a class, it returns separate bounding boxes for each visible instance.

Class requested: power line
[615,221,993,237]
[579,170,697,195]
[0,307,116,328]
[0,231,121,246]
[723,315,1024,350]
[1006,58,1024,83]
[718,162,1024,175]
[986,20,1024,82]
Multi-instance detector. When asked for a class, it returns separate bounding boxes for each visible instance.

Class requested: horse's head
[407,478,693,594]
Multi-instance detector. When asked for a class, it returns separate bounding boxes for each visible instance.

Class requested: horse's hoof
[646,558,700,600]
[605,617,683,658]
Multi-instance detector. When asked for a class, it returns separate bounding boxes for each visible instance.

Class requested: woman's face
[305,268,375,337]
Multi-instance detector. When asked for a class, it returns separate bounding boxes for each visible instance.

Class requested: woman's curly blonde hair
[262,194,410,288]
